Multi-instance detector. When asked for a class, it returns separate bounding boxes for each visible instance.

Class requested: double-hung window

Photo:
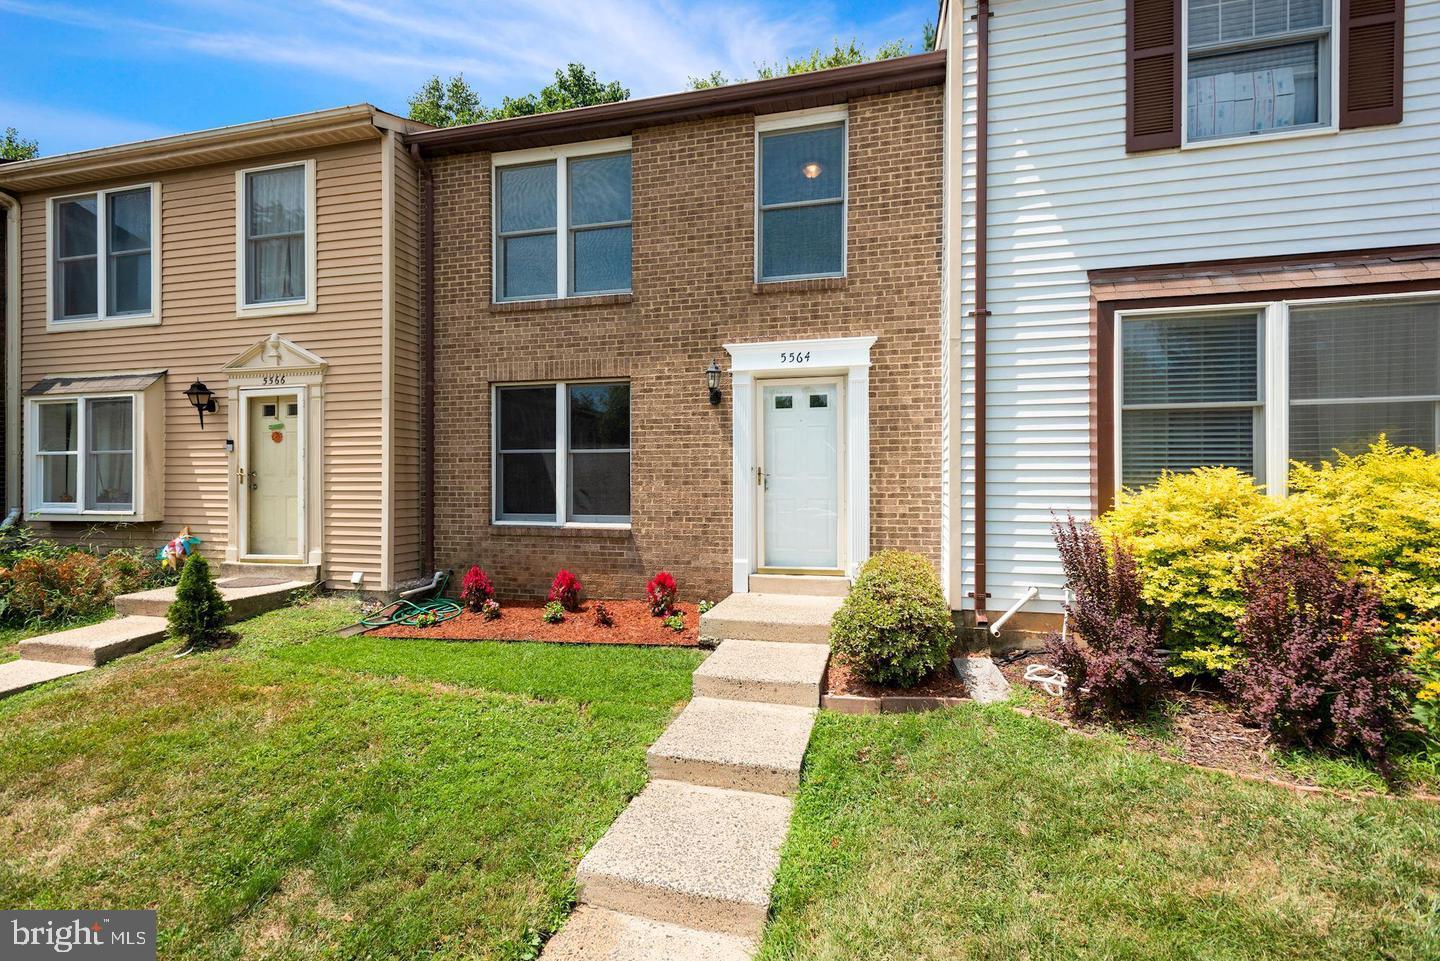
[1117,294,1440,491]
[757,115,846,282]
[1185,0,1334,142]
[31,396,136,514]
[494,382,631,525]
[494,142,632,302]
[238,160,315,313]
[50,184,159,327]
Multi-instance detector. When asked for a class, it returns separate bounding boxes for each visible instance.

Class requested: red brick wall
[430,86,943,602]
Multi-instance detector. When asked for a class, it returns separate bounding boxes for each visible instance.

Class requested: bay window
[1185,0,1333,142]
[50,184,159,326]
[757,116,846,282]
[494,382,631,525]
[493,142,632,302]
[1118,294,1440,491]
[30,396,136,514]
[237,160,315,313]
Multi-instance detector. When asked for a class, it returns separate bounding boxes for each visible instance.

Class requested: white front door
[245,394,301,558]
[760,380,841,570]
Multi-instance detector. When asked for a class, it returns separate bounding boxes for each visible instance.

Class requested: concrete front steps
[1,565,320,698]
[545,589,836,959]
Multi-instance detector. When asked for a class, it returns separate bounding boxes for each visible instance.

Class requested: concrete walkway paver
[541,906,755,961]
[18,616,168,667]
[0,658,91,698]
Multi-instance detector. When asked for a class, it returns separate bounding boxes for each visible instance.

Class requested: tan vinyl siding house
[0,106,429,591]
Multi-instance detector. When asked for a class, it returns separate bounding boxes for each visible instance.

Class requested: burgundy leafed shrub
[646,571,678,616]
[1044,514,1169,720]
[1227,542,1412,766]
[547,570,583,612]
[592,602,614,628]
[459,566,495,612]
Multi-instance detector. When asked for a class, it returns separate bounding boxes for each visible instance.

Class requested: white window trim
[1114,290,1440,497]
[45,183,162,332]
[1180,0,1340,150]
[235,159,318,318]
[491,137,633,304]
[754,106,849,284]
[491,379,632,528]
[25,391,145,520]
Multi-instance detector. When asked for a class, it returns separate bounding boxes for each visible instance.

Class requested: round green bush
[829,550,954,687]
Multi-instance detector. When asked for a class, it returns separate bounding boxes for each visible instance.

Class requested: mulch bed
[367,599,701,648]
[995,652,1396,792]
[825,659,970,699]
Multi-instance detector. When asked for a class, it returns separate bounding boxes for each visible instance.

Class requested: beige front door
[246,394,301,557]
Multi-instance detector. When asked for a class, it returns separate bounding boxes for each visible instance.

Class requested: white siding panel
[949,0,1440,613]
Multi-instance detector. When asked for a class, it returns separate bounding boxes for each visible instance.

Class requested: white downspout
[989,584,1039,636]
[0,188,19,517]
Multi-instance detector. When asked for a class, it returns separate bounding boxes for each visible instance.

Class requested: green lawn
[0,599,702,961]
[760,707,1440,961]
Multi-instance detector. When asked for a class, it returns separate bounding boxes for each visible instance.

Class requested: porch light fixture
[184,379,218,428]
[706,359,723,406]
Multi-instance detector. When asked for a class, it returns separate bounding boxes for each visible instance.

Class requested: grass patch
[0,598,702,961]
[761,706,1440,961]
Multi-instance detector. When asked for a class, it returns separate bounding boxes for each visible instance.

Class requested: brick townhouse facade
[412,54,946,601]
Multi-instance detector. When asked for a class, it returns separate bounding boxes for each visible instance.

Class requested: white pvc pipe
[989,585,1040,636]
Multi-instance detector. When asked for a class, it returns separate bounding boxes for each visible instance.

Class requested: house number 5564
[779,351,811,365]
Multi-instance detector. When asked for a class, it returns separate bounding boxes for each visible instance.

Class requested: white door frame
[755,375,846,574]
[238,386,307,562]
[725,335,875,593]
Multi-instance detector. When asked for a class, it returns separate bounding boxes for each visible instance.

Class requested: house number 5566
[262,375,287,386]
[779,351,811,365]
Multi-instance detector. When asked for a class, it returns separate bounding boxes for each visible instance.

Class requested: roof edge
[407,50,946,155]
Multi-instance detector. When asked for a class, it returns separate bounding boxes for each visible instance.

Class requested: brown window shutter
[1340,0,1405,128]
[1127,0,1182,151]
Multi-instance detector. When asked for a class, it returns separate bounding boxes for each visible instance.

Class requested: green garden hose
[360,571,463,629]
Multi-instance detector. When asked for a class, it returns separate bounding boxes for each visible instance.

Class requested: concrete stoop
[699,593,841,645]
[544,593,836,960]
[115,576,313,621]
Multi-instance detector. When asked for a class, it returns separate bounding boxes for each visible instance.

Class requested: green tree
[688,37,912,90]
[1,127,38,161]
[167,553,230,650]
[922,20,937,51]
[408,64,630,128]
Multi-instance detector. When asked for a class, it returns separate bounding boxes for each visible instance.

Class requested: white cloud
[0,98,175,157]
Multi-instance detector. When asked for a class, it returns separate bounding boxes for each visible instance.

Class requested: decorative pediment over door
[222,333,329,386]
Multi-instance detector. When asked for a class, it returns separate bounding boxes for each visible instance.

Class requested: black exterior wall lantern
[185,379,218,428]
[706,359,723,406]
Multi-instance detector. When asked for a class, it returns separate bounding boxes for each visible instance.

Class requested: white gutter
[0,188,18,514]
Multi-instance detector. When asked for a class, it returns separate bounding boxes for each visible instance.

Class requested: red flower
[460,566,495,612]
[548,570,583,612]
[646,571,678,616]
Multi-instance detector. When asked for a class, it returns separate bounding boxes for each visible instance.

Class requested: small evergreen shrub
[460,566,495,612]
[167,552,231,650]
[547,570,582,612]
[1228,542,1412,766]
[542,601,565,624]
[829,550,952,688]
[1098,467,1303,677]
[592,602,614,627]
[646,571,678,616]
[481,599,501,621]
[1045,515,1169,720]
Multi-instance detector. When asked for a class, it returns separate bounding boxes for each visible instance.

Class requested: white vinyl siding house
[939,0,1440,617]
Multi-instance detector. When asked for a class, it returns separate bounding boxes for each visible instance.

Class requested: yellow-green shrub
[1407,620,1440,744]
[1097,468,1304,677]
[1288,439,1440,640]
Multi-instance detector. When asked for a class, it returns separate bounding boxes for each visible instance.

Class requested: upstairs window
[757,120,846,282]
[1186,0,1333,142]
[242,163,309,307]
[50,185,157,325]
[494,143,633,302]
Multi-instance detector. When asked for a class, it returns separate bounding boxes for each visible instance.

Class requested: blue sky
[0,0,934,157]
